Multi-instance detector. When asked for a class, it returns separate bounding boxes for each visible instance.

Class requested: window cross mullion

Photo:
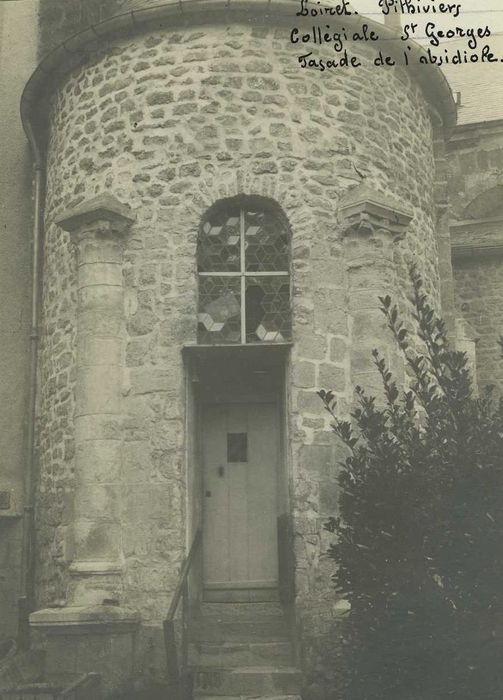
[198,271,289,277]
[197,201,291,345]
[240,208,246,344]
[199,271,241,277]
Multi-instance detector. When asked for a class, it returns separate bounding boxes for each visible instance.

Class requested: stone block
[292,360,316,389]
[299,445,335,474]
[76,439,122,483]
[72,520,121,562]
[349,288,389,310]
[79,307,123,336]
[329,337,348,363]
[122,522,150,558]
[78,261,123,288]
[319,479,340,515]
[75,415,122,442]
[78,336,122,367]
[313,429,336,445]
[126,338,150,367]
[30,606,139,695]
[295,390,325,415]
[77,285,123,313]
[76,365,121,416]
[346,262,394,291]
[129,367,177,394]
[313,289,348,334]
[127,308,159,336]
[350,342,381,375]
[295,334,327,361]
[121,484,170,522]
[77,238,124,266]
[75,484,120,522]
[351,309,388,346]
[311,259,344,288]
[317,364,346,392]
[350,372,384,399]
[121,441,151,482]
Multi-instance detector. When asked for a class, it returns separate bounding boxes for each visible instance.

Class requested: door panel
[202,403,279,596]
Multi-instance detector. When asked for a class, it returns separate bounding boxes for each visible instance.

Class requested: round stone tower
[23,1,456,693]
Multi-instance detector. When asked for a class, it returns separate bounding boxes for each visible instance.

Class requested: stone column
[30,196,138,695]
[340,186,413,396]
[57,194,134,606]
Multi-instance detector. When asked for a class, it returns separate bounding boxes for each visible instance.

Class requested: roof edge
[21,0,457,147]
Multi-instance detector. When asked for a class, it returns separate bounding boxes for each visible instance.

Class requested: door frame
[183,344,293,606]
[200,399,281,601]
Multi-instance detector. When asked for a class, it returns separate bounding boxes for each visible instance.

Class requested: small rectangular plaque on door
[227,433,248,462]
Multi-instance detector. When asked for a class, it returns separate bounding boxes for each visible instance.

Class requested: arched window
[197,198,291,344]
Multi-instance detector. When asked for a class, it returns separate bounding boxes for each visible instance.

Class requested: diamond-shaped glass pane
[198,276,241,344]
[198,208,241,272]
[245,276,291,343]
[245,210,289,273]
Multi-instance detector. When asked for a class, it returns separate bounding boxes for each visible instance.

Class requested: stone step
[192,619,289,643]
[195,696,302,700]
[194,667,302,697]
[192,641,294,668]
[199,603,285,623]
[0,683,62,700]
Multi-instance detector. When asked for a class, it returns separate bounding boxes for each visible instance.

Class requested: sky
[351,0,503,41]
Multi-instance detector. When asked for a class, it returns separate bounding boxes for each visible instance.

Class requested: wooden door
[202,402,279,601]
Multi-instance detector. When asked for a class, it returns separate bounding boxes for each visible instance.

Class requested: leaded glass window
[198,202,291,344]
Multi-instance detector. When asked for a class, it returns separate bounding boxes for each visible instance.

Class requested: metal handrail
[58,672,102,699]
[166,528,202,622]
[163,527,202,699]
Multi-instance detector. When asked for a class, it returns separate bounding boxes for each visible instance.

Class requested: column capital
[56,194,135,238]
[339,185,413,241]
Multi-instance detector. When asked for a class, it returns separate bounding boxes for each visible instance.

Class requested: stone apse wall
[33,9,446,675]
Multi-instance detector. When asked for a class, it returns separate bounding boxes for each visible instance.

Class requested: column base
[68,559,124,607]
[30,605,140,695]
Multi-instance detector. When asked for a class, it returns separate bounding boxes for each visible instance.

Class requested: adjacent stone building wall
[448,121,503,391]
[34,12,445,680]
[0,0,38,647]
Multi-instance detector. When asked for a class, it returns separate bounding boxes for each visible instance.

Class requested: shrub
[319,267,503,700]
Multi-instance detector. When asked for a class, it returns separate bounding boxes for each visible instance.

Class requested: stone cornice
[30,605,140,629]
[452,242,503,260]
[449,118,503,139]
[339,186,413,240]
[451,215,503,260]
[56,194,135,236]
[450,215,503,232]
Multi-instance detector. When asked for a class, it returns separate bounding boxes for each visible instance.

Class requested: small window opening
[227,433,248,462]
[197,199,291,344]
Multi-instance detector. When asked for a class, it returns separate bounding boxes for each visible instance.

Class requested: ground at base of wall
[107,678,173,700]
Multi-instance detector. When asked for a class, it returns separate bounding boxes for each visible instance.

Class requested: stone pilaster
[30,196,138,694]
[455,317,479,394]
[340,186,413,396]
[57,194,134,606]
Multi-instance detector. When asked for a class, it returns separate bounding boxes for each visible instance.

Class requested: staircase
[0,671,101,700]
[190,602,302,700]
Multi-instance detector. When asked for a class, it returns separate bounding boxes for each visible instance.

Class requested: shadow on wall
[463,185,503,219]
[39,0,203,57]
